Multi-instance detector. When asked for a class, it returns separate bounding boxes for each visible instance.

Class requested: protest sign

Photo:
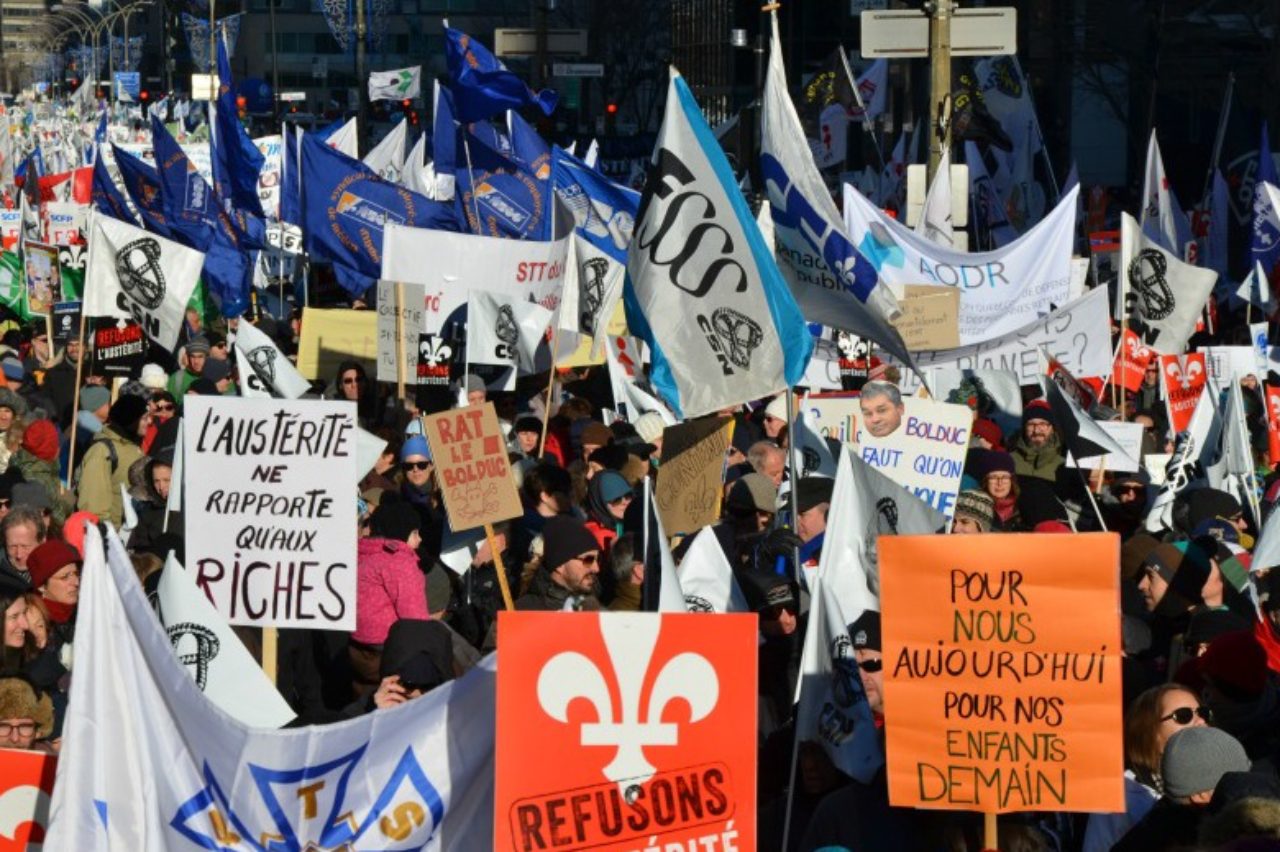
[296,307,378,382]
[887,286,1112,396]
[655,416,732,537]
[1267,384,1280,465]
[854,395,972,516]
[0,749,55,850]
[891,285,960,350]
[880,533,1123,814]
[1201,345,1262,390]
[381,224,569,332]
[1065,421,1144,473]
[1160,352,1208,433]
[23,242,59,316]
[376,280,426,384]
[494,611,757,852]
[1112,329,1156,393]
[416,333,457,387]
[183,396,358,630]
[253,134,282,216]
[0,210,20,251]
[804,393,863,445]
[422,402,523,531]
[51,301,80,348]
[89,318,145,377]
[45,201,84,246]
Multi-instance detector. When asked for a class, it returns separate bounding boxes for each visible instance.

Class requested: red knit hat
[971,418,1004,450]
[26,539,81,590]
[21,420,59,462]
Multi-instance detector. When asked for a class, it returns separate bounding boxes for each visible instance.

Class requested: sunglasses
[154,403,175,412]
[858,657,884,673]
[1161,706,1212,725]
[1114,484,1144,495]
[608,494,633,507]
[577,553,598,565]
[0,500,10,510]
[342,376,366,385]
[402,461,432,471]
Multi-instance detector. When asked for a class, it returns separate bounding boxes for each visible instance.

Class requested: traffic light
[605,102,618,136]
[401,98,411,111]
[139,90,149,103]
[236,95,247,120]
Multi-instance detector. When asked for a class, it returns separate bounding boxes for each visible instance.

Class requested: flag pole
[778,571,813,852]
[537,324,560,459]
[262,626,277,684]
[395,280,406,400]
[65,301,89,484]
[485,523,515,610]
[461,135,483,234]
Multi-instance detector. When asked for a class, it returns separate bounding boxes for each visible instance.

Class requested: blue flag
[92,156,139,228]
[300,132,461,297]
[212,33,266,218]
[508,110,551,179]
[1252,122,1280,280]
[280,127,302,227]
[455,132,552,240]
[551,145,637,263]
[112,146,174,238]
[444,27,557,122]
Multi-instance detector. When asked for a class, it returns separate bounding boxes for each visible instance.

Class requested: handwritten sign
[1200,345,1261,391]
[891,285,960,351]
[0,749,55,851]
[655,416,732,537]
[1160,353,1207,434]
[183,397,358,630]
[296,307,377,382]
[805,393,862,444]
[422,402,523,531]
[855,396,972,517]
[376,280,426,383]
[880,533,1123,814]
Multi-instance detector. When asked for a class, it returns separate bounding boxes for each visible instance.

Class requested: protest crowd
[3,12,1280,852]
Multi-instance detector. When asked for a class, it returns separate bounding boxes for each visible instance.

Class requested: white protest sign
[1201,346,1264,391]
[886,286,1112,395]
[843,184,1079,344]
[1065,421,1144,473]
[183,396,358,630]
[854,394,972,516]
[381,224,569,333]
[45,202,85,246]
[0,209,20,250]
[376,280,426,383]
[804,393,863,445]
[253,134,282,217]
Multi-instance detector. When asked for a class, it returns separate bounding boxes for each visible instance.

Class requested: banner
[804,393,862,445]
[22,242,59,316]
[880,533,1123,813]
[854,394,972,516]
[421,402,523,532]
[1161,352,1208,433]
[494,611,757,851]
[0,749,55,850]
[842,183,1080,345]
[376,279,426,384]
[183,396,359,630]
[654,416,732,537]
[1267,384,1280,465]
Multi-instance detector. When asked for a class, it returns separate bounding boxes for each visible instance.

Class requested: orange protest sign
[1160,353,1207,433]
[0,749,55,850]
[421,402,523,531]
[880,533,1123,814]
[494,611,757,852]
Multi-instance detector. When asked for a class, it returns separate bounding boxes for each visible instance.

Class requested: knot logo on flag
[708,307,763,370]
[801,447,821,475]
[494,304,518,351]
[536,616,719,792]
[580,257,608,335]
[246,345,278,385]
[166,621,220,690]
[114,237,167,309]
[818,633,863,746]
[1129,248,1175,320]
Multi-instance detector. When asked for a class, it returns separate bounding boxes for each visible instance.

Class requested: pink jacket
[353,537,429,645]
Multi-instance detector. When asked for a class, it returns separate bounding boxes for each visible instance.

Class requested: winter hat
[593,470,632,504]
[726,472,777,515]
[1184,609,1252,653]
[954,490,995,532]
[1034,520,1072,533]
[739,570,798,613]
[795,477,835,515]
[11,483,51,511]
[580,422,612,448]
[1170,538,1217,603]
[62,511,99,558]
[1193,630,1269,702]
[464,374,485,394]
[1208,771,1280,815]
[1161,727,1251,799]
[0,388,25,417]
[1186,488,1244,531]
[587,444,629,472]
[632,412,666,444]
[971,417,1004,449]
[78,385,110,413]
[20,420,58,462]
[369,501,421,543]
[513,416,542,435]
[400,434,431,462]
[140,363,167,390]
[1021,399,1053,428]
[542,515,601,573]
[764,395,788,422]
[380,619,454,691]
[108,393,149,435]
[1,357,23,382]
[849,610,882,652]
[973,449,1017,481]
[185,336,211,356]
[1121,533,1163,581]
[202,357,231,384]
[26,539,81,590]
[0,676,53,738]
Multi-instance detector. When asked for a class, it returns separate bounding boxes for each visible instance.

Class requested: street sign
[279,92,306,102]
[552,62,604,78]
[860,8,1016,58]
[113,71,140,102]
[494,28,589,57]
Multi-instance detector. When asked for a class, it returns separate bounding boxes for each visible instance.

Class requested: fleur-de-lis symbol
[537,616,718,791]
[1165,359,1190,390]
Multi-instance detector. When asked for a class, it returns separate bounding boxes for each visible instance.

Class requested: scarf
[42,597,75,625]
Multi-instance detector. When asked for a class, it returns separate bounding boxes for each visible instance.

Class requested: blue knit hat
[401,434,431,462]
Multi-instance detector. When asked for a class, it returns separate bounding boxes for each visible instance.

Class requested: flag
[640,477,685,612]
[972,56,1042,156]
[790,399,837,479]
[507,110,551,179]
[1211,378,1258,524]
[966,140,1018,248]
[112,146,173,238]
[464,289,553,377]
[83,210,203,351]
[368,65,422,101]
[1141,129,1183,255]
[44,523,496,849]
[1122,211,1218,352]
[319,115,359,158]
[212,33,266,219]
[1145,384,1222,532]
[1203,168,1230,280]
[444,27,557,122]
[432,81,458,201]
[156,552,295,728]
[915,149,955,247]
[0,251,30,321]
[950,64,1013,151]
[363,120,409,183]
[234,319,311,398]
[455,131,552,240]
[300,132,460,296]
[626,68,812,419]
[876,126,911,207]
[759,14,915,378]
[1238,259,1277,314]
[604,337,677,426]
[401,131,432,198]
[1251,122,1280,281]
[91,156,137,227]
[1040,369,1136,465]
[675,526,748,614]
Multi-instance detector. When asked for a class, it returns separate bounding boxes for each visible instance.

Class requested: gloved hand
[756,527,803,568]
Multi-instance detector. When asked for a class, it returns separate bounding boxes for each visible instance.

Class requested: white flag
[363,120,408,184]
[233,319,312,399]
[157,553,296,728]
[1212,378,1259,524]
[1140,129,1180,254]
[643,478,686,613]
[325,116,359,159]
[571,233,625,360]
[605,338,678,426]
[465,289,553,379]
[1122,211,1218,353]
[401,132,433,197]
[46,524,496,850]
[368,66,422,101]
[675,526,747,614]
[1237,259,1277,314]
[1146,384,1222,532]
[791,398,837,479]
[915,149,956,247]
[83,210,203,352]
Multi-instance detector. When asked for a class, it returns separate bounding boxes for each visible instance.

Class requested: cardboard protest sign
[422,402,523,531]
[23,242,59,316]
[1160,352,1207,434]
[1065,421,1144,473]
[495,611,757,851]
[376,280,426,384]
[880,534,1123,814]
[296,307,377,382]
[1112,329,1156,393]
[654,416,732,537]
[89,318,145,377]
[891,284,960,350]
[51,301,80,348]
[0,749,55,850]
[854,394,972,516]
[183,397,358,630]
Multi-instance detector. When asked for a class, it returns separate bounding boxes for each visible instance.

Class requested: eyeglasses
[0,721,35,737]
[577,554,598,565]
[986,473,1013,482]
[1114,484,1144,495]
[342,376,366,385]
[402,461,432,471]
[1161,706,1212,725]
[858,657,883,673]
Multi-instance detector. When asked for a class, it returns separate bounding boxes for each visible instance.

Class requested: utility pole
[533,0,548,92]
[355,0,368,154]
[269,0,280,129]
[926,0,954,183]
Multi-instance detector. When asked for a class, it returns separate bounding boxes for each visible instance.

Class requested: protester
[514,515,601,612]
[75,395,150,526]
[0,674,54,751]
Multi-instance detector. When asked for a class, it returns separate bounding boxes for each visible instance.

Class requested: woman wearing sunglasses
[582,471,632,561]
[1083,684,1211,851]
